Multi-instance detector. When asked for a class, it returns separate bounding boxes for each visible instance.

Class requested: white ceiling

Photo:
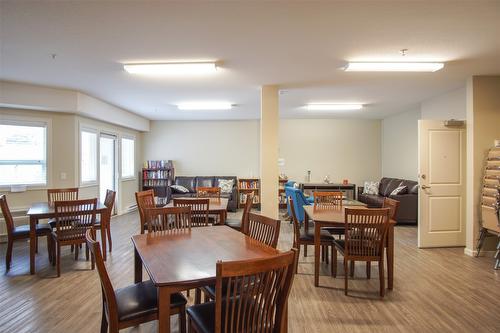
[1,1,500,120]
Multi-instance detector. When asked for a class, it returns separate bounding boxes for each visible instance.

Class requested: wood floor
[0,210,499,333]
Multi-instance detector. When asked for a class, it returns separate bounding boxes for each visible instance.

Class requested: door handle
[421,185,431,189]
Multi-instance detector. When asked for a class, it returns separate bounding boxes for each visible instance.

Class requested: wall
[421,86,466,120]
[381,108,421,180]
[142,120,260,177]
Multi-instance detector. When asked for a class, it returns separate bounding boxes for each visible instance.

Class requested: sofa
[171,176,238,212]
[358,177,418,224]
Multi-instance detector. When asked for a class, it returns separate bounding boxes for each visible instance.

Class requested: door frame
[99,132,118,214]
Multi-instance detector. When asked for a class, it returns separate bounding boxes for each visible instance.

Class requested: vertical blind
[121,137,135,178]
[81,130,97,183]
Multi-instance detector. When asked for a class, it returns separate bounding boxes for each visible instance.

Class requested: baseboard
[464,248,497,257]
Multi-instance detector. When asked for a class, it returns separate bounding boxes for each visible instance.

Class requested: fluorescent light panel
[123,62,217,75]
[345,62,444,72]
[306,104,363,111]
[177,102,232,111]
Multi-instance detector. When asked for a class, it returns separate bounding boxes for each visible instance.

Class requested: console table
[299,182,357,200]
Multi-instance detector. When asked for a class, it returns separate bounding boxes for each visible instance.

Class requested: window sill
[121,177,137,182]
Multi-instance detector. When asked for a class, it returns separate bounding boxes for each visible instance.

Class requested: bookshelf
[238,178,260,209]
[141,160,174,202]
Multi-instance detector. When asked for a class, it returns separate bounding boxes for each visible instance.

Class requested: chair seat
[116,280,187,322]
[299,228,332,242]
[48,217,81,229]
[322,226,345,235]
[187,302,216,333]
[12,223,52,237]
[224,218,241,230]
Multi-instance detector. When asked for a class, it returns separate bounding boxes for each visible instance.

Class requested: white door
[99,134,117,206]
[418,120,466,248]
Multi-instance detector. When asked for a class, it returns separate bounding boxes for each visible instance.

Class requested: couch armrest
[389,194,418,223]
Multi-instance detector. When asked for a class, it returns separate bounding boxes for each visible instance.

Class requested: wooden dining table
[26,201,108,274]
[164,197,229,224]
[132,225,282,333]
[303,205,396,290]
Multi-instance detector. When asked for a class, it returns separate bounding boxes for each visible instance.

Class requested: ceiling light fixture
[344,62,444,72]
[306,104,363,111]
[177,102,232,111]
[123,62,217,75]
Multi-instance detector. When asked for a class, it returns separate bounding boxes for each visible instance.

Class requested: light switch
[60,172,67,180]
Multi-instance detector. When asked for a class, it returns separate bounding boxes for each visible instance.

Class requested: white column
[260,85,280,219]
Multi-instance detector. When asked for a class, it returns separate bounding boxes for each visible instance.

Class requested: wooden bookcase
[141,160,174,203]
[278,178,288,209]
[238,178,260,209]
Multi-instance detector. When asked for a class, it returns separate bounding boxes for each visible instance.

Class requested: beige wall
[421,87,466,120]
[465,76,500,255]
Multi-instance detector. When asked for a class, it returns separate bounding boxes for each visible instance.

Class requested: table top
[304,205,396,225]
[132,226,280,287]
[165,197,228,211]
[342,199,367,206]
[27,201,107,216]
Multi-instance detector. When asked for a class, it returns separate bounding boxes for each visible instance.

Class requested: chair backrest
[173,198,210,227]
[215,249,298,333]
[47,187,79,206]
[85,229,119,328]
[196,187,221,200]
[0,195,14,237]
[382,197,400,220]
[240,192,254,230]
[144,206,191,232]
[313,191,343,208]
[244,212,280,248]
[344,208,390,259]
[288,188,310,223]
[287,197,301,250]
[54,198,97,241]
[103,189,116,222]
[135,189,155,233]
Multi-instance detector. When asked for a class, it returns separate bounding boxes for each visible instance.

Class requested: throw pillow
[218,179,234,194]
[170,185,189,194]
[363,181,379,195]
[390,185,408,196]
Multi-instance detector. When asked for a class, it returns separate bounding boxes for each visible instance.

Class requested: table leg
[387,224,394,290]
[101,214,107,261]
[219,211,225,225]
[304,210,310,230]
[29,216,36,275]
[314,221,321,287]
[158,286,172,333]
[134,247,142,283]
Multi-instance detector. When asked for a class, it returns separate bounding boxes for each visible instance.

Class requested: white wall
[421,86,466,120]
[381,108,421,180]
[142,120,260,177]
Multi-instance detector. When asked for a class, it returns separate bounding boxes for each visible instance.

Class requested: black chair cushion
[224,218,241,230]
[322,227,345,235]
[187,301,216,333]
[12,223,52,237]
[116,280,187,322]
[299,228,332,242]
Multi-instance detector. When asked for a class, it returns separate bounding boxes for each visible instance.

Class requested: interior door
[99,134,117,207]
[418,120,466,248]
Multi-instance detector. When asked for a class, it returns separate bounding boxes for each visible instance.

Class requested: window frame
[120,135,136,181]
[0,116,51,190]
[79,126,99,186]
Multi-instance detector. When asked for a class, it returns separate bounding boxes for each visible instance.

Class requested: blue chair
[287,187,313,224]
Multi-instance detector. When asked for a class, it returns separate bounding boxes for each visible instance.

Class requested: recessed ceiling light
[123,62,217,75]
[344,62,444,72]
[177,102,232,111]
[306,104,363,111]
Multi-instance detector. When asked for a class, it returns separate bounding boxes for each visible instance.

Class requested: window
[121,137,135,179]
[0,121,47,186]
[80,129,97,184]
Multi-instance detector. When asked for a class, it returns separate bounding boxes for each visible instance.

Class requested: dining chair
[196,187,221,200]
[52,198,97,277]
[47,187,79,228]
[224,192,254,231]
[94,190,116,256]
[383,197,400,221]
[289,197,335,274]
[0,194,53,271]
[173,198,210,227]
[144,206,191,233]
[135,189,155,234]
[85,229,187,333]
[243,212,281,248]
[332,208,391,297]
[313,191,345,239]
[187,249,298,333]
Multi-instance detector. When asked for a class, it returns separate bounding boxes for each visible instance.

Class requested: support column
[260,85,280,219]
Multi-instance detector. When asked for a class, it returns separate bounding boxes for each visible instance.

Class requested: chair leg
[366,261,371,279]
[331,247,337,277]
[56,243,61,277]
[179,304,187,333]
[379,258,385,297]
[476,227,487,257]
[46,235,52,264]
[5,239,13,271]
[100,306,108,333]
[295,246,301,274]
[325,245,329,264]
[35,236,38,254]
[194,288,201,305]
[350,260,355,277]
[321,246,324,262]
[344,259,349,295]
[303,244,307,257]
[106,222,112,253]
[85,243,89,261]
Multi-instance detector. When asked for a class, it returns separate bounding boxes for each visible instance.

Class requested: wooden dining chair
[52,198,97,277]
[144,206,191,233]
[383,197,400,221]
[187,249,298,333]
[224,192,254,231]
[243,212,281,248]
[94,190,116,258]
[332,208,391,297]
[0,194,53,271]
[47,187,79,228]
[289,197,335,274]
[85,229,187,333]
[196,187,221,200]
[173,198,210,227]
[135,189,155,234]
[313,191,345,239]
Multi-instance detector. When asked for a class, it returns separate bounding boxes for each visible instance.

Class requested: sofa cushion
[214,176,237,188]
[400,179,418,194]
[379,178,403,197]
[196,177,215,189]
[363,181,379,195]
[358,193,385,207]
[175,177,196,192]
[390,185,408,196]
[217,178,234,194]
[170,185,189,194]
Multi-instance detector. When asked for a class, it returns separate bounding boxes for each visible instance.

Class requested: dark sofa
[358,177,418,224]
[171,176,238,212]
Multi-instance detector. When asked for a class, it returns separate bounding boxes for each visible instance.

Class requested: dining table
[132,225,283,333]
[164,197,229,224]
[26,201,108,274]
[303,205,396,289]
